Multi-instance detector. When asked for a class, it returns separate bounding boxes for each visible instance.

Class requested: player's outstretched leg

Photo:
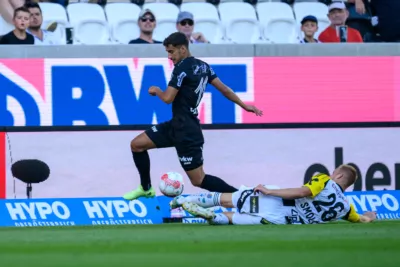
[170,192,234,209]
[186,166,238,193]
[123,132,157,201]
[181,202,232,225]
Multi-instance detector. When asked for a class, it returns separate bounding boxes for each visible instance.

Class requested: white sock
[210,213,229,225]
[186,192,221,208]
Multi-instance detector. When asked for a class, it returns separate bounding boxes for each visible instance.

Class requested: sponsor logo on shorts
[249,196,259,213]
[179,156,193,165]
[237,189,254,212]
[151,126,157,132]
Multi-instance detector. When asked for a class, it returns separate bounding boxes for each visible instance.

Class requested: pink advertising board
[0,57,399,126]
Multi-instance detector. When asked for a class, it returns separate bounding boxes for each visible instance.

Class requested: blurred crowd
[0,0,399,45]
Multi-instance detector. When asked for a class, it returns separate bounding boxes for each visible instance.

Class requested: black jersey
[168,57,217,124]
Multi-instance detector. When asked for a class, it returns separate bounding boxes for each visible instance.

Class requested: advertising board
[1,57,399,126]
[0,197,164,227]
[0,190,398,228]
[1,128,399,199]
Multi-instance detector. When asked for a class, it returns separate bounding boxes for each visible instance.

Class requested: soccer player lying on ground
[170,164,377,225]
[123,32,263,201]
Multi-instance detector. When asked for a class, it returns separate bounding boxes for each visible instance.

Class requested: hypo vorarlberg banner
[0,197,164,227]
[1,57,399,126]
[0,190,398,227]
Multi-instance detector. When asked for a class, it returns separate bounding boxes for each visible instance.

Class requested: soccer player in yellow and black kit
[170,164,377,225]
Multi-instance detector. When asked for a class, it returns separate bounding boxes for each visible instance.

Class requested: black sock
[200,174,237,193]
[132,151,151,191]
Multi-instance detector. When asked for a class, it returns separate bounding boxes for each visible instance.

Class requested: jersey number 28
[312,193,345,222]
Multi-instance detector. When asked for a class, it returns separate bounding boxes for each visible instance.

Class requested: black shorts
[145,120,204,171]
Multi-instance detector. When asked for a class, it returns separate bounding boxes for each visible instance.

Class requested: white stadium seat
[293,2,330,39]
[38,3,69,44]
[180,3,225,44]
[67,3,111,45]
[256,2,299,43]
[105,3,142,44]
[218,2,265,44]
[142,3,180,41]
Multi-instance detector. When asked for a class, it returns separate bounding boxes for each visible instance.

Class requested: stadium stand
[0,0,396,44]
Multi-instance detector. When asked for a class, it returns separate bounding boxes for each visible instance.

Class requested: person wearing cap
[176,11,209,44]
[299,15,321,43]
[318,1,363,43]
[129,9,162,44]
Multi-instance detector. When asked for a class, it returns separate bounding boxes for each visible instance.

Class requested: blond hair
[338,164,358,186]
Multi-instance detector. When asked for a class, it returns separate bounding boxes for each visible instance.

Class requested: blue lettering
[208,65,247,123]
[52,66,109,126]
[105,65,171,124]
[0,74,40,126]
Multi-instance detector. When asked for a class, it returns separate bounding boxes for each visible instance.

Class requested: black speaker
[11,159,50,199]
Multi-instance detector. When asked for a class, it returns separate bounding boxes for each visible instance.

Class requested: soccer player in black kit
[123,32,263,201]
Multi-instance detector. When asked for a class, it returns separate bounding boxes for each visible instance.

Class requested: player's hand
[149,86,160,96]
[254,184,268,195]
[244,105,263,116]
[363,211,377,221]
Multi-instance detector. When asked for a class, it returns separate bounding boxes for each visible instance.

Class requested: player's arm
[149,67,185,104]
[210,78,247,109]
[254,173,330,199]
[254,186,312,199]
[210,78,263,116]
[342,204,376,223]
[150,86,178,104]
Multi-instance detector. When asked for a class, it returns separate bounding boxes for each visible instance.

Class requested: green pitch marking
[0,221,399,267]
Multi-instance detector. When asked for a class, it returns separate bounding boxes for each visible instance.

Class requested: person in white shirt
[25,2,61,45]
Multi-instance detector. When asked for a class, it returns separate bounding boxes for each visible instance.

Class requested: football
[159,172,184,197]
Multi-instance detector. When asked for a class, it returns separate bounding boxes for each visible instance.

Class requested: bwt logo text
[0,59,251,126]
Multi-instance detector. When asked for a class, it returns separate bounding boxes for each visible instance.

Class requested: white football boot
[182,202,215,220]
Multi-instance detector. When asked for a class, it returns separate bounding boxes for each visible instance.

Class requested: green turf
[0,221,399,267]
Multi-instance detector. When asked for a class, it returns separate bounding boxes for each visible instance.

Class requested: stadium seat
[293,2,330,39]
[38,3,70,44]
[0,16,14,37]
[256,2,299,43]
[180,3,225,44]
[142,3,180,41]
[218,2,266,43]
[105,3,141,44]
[67,3,111,44]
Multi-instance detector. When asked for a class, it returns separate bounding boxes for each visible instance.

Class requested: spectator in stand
[344,0,374,42]
[318,1,363,43]
[25,2,61,44]
[299,15,321,43]
[176,11,209,44]
[370,0,400,42]
[129,9,161,44]
[0,6,34,44]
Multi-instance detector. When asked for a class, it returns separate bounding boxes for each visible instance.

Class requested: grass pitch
[0,221,399,267]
